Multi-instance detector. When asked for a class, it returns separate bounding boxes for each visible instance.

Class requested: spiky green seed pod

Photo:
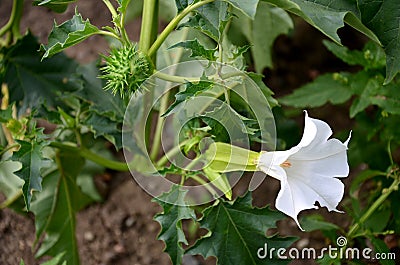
[100,44,153,98]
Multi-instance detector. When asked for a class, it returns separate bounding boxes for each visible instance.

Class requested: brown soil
[0,1,370,265]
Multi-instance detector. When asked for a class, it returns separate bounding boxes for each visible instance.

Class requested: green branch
[347,169,400,239]
[0,0,24,43]
[139,0,159,53]
[49,142,129,171]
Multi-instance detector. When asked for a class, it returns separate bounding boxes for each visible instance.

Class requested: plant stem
[0,0,23,43]
[149,28,190,161]
[347,172,400,238]
[189,174,219,197]
[149,93,168,160]
[49,142,129,171]
[148,0,215,58]
[155,138,191,168]
[153,71,201,83]
[139,0,159,53]
[102,0,118,19]
[99,30,121,40]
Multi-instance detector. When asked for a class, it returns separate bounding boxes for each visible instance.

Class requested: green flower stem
[99,30,120,40]
[149,28,189,161]
[49,142,129,171]
[0,0,23,42]
[153,71,201,83]
[153,70,246,84]
[347,171,400,239]
[149,91,169,161]
[148,0,215,58]
[188,174,219,197]
[119,13,131,45]
[155,138,191,168]
[102,0,118,19]
[139,0,159,53]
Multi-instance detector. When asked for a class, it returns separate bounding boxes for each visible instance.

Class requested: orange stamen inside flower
[280,161,292,168]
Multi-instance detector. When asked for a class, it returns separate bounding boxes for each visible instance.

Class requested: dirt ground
[0,1,371,265]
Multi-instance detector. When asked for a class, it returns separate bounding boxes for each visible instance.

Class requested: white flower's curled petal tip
[344,130,352,147]
[333,209,345,214]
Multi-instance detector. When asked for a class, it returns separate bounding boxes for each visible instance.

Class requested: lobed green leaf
[163,80,214,117]
[358,0,400,83]
[11,140,48,210]
[40,12,100,59]
[153,185,196,265]
[33,0,76,13]
[187,192,297,264]
[179,1,231,41]
[169,39,217,61]
[224,0,259,19]
[0,33,81,115]
[279,73,353,108]
[31,150,94,265]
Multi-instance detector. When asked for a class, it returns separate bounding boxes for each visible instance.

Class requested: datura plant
[1,0,400,265]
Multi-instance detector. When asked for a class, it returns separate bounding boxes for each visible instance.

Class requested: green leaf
[33,0,76,13]
[225,0,259,19]
[350,77,400,117]
[323,40,386,69]
[73,63,125,122]
[279,73,353,108]
[262,0,399,83]
[179,1,231,41]
[247,72,279,107]
[163,80,213,117]
[84,112,123,150]
[11,140,48,210]
[349,76,380,118]
[263,0,377,45]
[169,39,217,61]
[0,33,81,114]
[229,3,292,71]
[41,252,67,265]
[175,0,195,13]
[117,0,132,13]
[40,11,100,59]
[358,0,400,83]
[187,192,296,264]
[300,214,339,232]
[202,104,253,142]
[203,167,232,200]
[252,3,293,72]
[0,160,24,206]
[0,105,13,123]
[31,150,94,265]
[153,185,196,265]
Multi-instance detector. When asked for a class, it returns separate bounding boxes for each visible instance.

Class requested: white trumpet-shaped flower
[257,111,350,230]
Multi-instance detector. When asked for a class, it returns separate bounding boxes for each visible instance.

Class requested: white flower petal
[289,149,349,178]
[298,111,333,149]
[276,171,345,230]
[258,150,293,181]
